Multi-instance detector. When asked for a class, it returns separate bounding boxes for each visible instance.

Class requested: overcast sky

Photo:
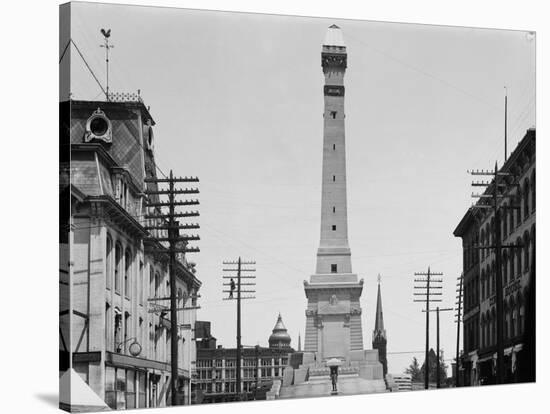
[69,2,535,374]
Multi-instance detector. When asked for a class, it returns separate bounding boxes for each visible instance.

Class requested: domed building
[269,313,292,349]
[194,315,295,402]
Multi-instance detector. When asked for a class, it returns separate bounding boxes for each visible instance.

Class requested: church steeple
[374,275,386,336]
[372,275,388,376]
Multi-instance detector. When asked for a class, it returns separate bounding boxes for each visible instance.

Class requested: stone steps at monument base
[279,377,387,399]
[308,373,358,383]
[308,366,358,377]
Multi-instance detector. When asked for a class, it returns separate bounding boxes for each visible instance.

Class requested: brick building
[192,315,294,403]
[59,96,201,410]
[453,128,535,386]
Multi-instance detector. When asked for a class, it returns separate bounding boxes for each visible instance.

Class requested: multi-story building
[59,96,201,410]
[193,314,295,403]
[453,208,480,386]
[454,128,535,386]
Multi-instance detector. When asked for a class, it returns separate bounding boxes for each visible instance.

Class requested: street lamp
[116,337,142,356]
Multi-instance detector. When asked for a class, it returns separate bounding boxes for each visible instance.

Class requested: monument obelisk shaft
[304,25,364,362]
[316,25,352,275]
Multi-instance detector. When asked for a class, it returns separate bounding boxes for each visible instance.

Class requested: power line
[345,32,501,113]
[70,39,106,97]
[59,39,71,64]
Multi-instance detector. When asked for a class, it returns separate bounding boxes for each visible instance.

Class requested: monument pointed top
[323,24,346,47]
[374,280,385,333]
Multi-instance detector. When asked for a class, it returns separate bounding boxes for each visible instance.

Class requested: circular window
[90,116,109,136]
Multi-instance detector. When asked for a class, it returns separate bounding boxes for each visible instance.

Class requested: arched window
[517,292,524,335]
[516,238,523,278]
[481,313,485,348]
[115,242,122,294]
[523,178,530,219]
[481,269,485,300]
[486,311,493,346]
[509,296,516,338]
[509,252,515,281]
[508,204,514,235]
[475,275,479,305]
[531,170,536,213]
[516,189,522,225]
[491,308,497,345]
[124,248,132,298]
[114,307,122,351]
[480,229,485,259]
[474,232,479,264]
[106,235,112,290]
[523,231,530,273]
[124,311,131,352]
[491,261,496,294]
[503,299,509,339]
[502,251,508,286]
[502,203,508,238]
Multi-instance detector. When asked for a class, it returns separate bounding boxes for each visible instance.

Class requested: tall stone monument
[303,25,365,362]
[277,27,386,398]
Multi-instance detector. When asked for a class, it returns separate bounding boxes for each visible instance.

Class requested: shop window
[138,372,146,408]
[126,370,136,409]
[105,366,117,409]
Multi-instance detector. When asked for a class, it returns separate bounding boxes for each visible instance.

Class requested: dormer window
[84,108,112,143]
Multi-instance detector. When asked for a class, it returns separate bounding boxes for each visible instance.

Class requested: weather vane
[377,273,382,284]
[100,28,113,101]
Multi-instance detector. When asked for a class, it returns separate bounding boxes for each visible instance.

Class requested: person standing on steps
[330,366,338,392]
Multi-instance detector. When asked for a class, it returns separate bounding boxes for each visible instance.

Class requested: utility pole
[469,164,522,384]
[223,258,256,399]
[100,28,114,100]
[414,267,443,389]
[144,170,201,406]
[454,273,464,387]
[423,307,453,388]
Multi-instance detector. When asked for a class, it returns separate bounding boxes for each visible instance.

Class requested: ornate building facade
[60,97,201,410]
[454,128,535,386]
